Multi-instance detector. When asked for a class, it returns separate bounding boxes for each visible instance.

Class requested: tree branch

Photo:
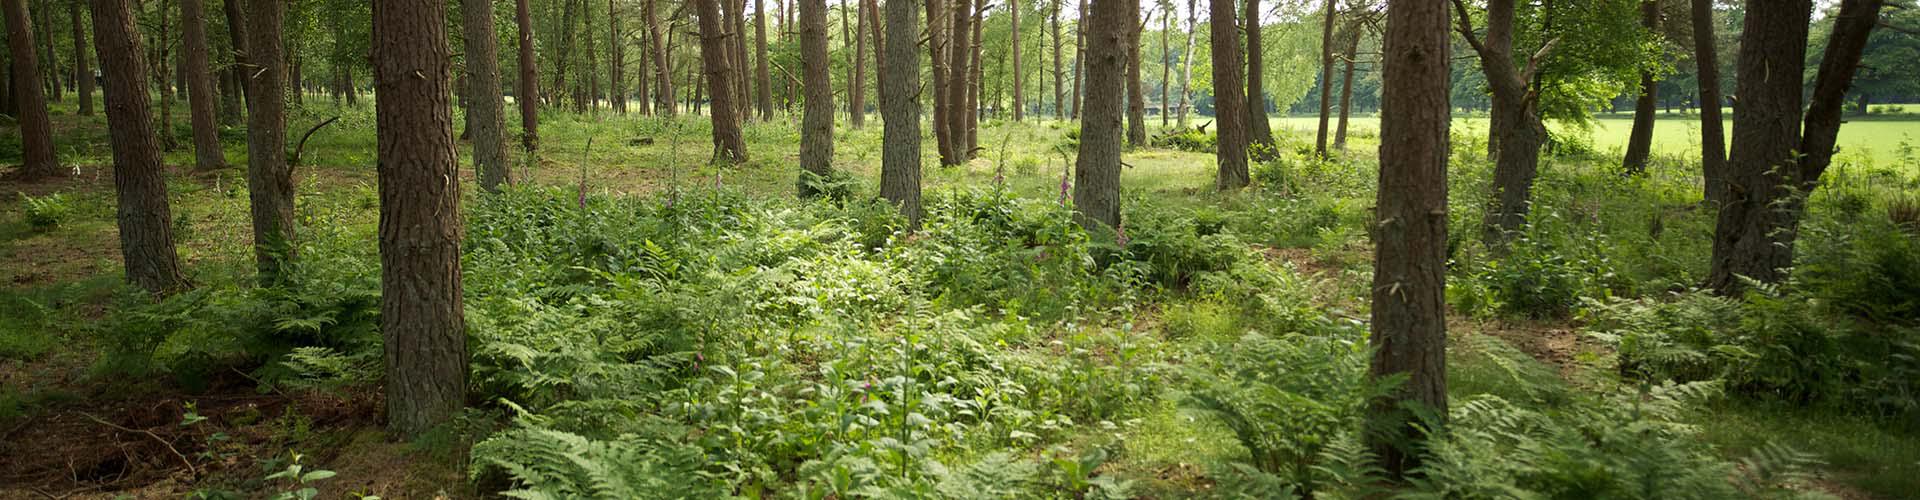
[1450,0,1488,54]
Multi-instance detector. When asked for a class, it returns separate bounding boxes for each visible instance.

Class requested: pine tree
[90,0,190,294]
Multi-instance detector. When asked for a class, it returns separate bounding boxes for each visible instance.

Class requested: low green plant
[20,192,73,230]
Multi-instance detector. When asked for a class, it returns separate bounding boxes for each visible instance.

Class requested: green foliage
[1186,331,1383,496]
[19,192,73,231]
[1453,226,1622,319]
[1150,127,1215,153]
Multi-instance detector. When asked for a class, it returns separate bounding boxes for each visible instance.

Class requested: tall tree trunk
[1011,0,1023,121]
[929,0,952,161]
[180,0,222,172]
[1178,0,1193,126]
[799,0,834,196]
[517,0,541,150]
[153,0,175,152]
[698,0,749,162]
[1070,0,1085,119]
[1050,0,1064,119]
[1210,0,1246,189]
[966,8,980,154]
[34,0,54,102]
[1314,0,1335,157]
[882,0,922,225]
[556,0,578,110]
[1333,20,1357,150]
[1621,0,1659,174]
[1368,0,1449,479]
[465,0,511,191]
[865,0,885,107]
[943,0,974,165]
[3,0,57,179]
[581,13,599,113]
[1707,0,1882,293]
[1456,0,1548,248]
[756,0,773,119]
[730,0,749,120]
[245,0,293,284]
[372,0,467,440]
[1244,0,1274,158]
[1074,0,1129,229]
[70,0,91,116]
[646,0,674,116]
[92,0,190,294]
[1125,7,1147,147]
[1159,7,1169,127]
[610,0,625,113]
[221,0,248,109]
[846,0,866,128]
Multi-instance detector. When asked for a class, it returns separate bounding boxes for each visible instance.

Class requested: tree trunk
[1124,7,1147,147]
[1011,0,1023,121]
[1621,0,1659,175]
[1074,0,1129,229]
[942,0,974,165]
[1333,20,1357,150]
[517,0,541,151]
[698,0,749,163]
[756,0,773,119]
[966,9,981,154]
[465,0,511,191]
[1159,8,1169,127]
[636,26,651,115]
[1368,0,1449,479]
[1459,0,1548,248]
[1854,93,1869,116]
[645,0,674,116]
[1051,0,1064,119]
[179,0,222,172]
[1707,0,1882,293]
[245,0,293,284]
[91,0,190,294]
[1245,0,1274,158]
[3,0,57,179]
[1210,0,1247,190]
[221,0,248,109]
[610,0,625,114]
[1314,0,1335,157]
[798,0,834,196]
[372,0,467,440]
[929,0,952,162]
[865,0,885,107]
[1070,0,1085,119]
[1178,0,1193,126]
[556,0,578,110]
[846,0,866,128]
[153,0,176,152]
[582,13,599,113]
[70,0,90,116]
[882,0,922,225]
[34,0,54,103]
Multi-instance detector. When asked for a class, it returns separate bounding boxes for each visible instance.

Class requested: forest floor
[3,100,1919,498]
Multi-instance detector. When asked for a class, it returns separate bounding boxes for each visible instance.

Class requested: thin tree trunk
[1074,0,1129,229]
[1334,20,1357,150]
[929,0,952,161]
[1314,0,1335,157]
[1621,0,1659,174]
[91,0,189,294]
[517,0,541,150]
[611,0,625,114]
[3,0,56,178]
[465,0,511,191]
[1368,0,1449,479]
[1125,7,1148,147]
[221,0,248,109]
[646,0,674,116]
[966,8,980,154]
[246,0,294,284]
[865,0,884,107]
[1051,0,1064,119]
[799,0,835,196]
[70,0,91,116]
[1178,0,1193,126]
[845,0,866,128]
[698,0,750,162]
[180,0,222,171]
[372,0,467,440]
[1159,7,1169,127]
[882,0,922,225]
[556,0,578,109]
[1011,0,1023,121]
[1070,0,1085,119]
[943,0,974,165]
[1210,0,1247,190]
[756,0,773,119]
[1245,0,1274,158]
[153,0,176,152]
[34,0,54,102]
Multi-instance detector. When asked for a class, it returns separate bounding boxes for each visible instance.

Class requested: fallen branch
[80,413,196,478]
[292,116,342,167]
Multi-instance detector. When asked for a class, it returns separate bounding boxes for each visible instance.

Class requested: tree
[798,0,834,195]
[464,0,511,191]
[1707,0,1884,293]
[1211,0,1248,190]
[1334,11,1364,150]
[179,0,223,172]
[882,0,922,225]
[245,0,294,284]
[221,0,249,110]
[517,0,541,151]
[610,0,626,114]
[756,0,774,120]
[698,0,750,163]
[1071,0,1085,119]
[1367,0,1449,479]
[929,0,953,161]
[70,0,90,117]
[1178,0,1193,126]
[1074,0,1130,229]
[865,0,885,105]
[1124,6,1150,147]
[645,0,674,116]
[1691,0,1726,203]
[1314,0,1336,157]
[34,0,54,103]
[1159,1,1171,127]
[1244,0,1275,158]
[373,0,467,440]
[943,0,975,166]
[1621,0,1660,175]
[4,0,57,179]
[1011,0,1024,121]
[1051,0,1065,119]
[846,0,867,128]
[90,0,190,294]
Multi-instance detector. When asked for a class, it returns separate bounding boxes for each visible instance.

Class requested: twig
[292,116,341,167]
[80,413,197,477]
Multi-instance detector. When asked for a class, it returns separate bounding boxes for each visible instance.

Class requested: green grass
[1699,400,1920,498]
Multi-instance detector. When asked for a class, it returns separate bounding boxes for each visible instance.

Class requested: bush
[1150,127,1215,153]
[19,192,72,231]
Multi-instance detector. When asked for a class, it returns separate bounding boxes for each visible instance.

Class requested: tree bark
[1178,0,1193,126]
[799,0,834,196]
[1070,0,1085,119]
[70,0,90,116]
[465,0,511,191]
[846,0,867,128]
[1211,0,1247,189]
[966,8,981,153]
[153,0,177,152]
[1368,0,1449,479]
[244,0,293,285]
[1621,0,1659,175]
[929,0,952,161]
[1011,0,1023,121]
[1455,0,1547,248]
[645,0,674,116]
[3,0,57,179]
[698,0,750,163]
[1798,0,1880,188]
[943,0,974,165]
[221,0,248,109]
[1159,7,1169,127]
[517,0,541,150]
[1051,0,1065,119]
[865,0,885,107]
[179,0,222,172]
[372,0,467,440]
[1245,0,1274,158]
[1314,0,1335,157]
[882,0,922,225]
[1074,0,1129,229]
[91,0,190,294]
[756,0,773,119]
[1124,7,1147,147]
[34,0,54,103]
[611,0,626,113]
[1334,19,1358,150]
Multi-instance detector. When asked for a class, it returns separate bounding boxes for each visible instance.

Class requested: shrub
[1150,127,1215,153]
[1186,332,1383,497]
[20,192,72,230]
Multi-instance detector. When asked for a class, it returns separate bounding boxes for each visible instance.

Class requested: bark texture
[91,0,190,294]
[4,0,57,178]
[246,0,294,284]
[1621,0,1659,175]
[646,0,675,115]
[1178,0,1193,126]
[179,0,222,172]
[942,0,974,165]
[1011,0,1024,121]
[882,0,922,225]
[798,0,834,196]
[1367,0,1449,479]
[1453,0,1547,248]
[464,0,511,191]
[1314,0,1336,157]
[1690,0,1725,203]
[756,0,773,120]
[698,0,749,163]
[373,0,468,440]
[70,0,90,116]
[1073,0,1129,229]
[1210,0,1248,190]
[1245,0,1274,158]
[517,0,541,150]
[1124,6,1147,147]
